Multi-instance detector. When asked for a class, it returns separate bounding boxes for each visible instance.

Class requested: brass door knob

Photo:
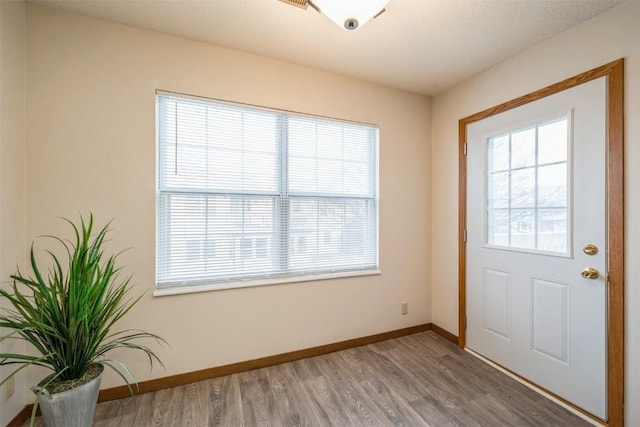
[581,267,600,280]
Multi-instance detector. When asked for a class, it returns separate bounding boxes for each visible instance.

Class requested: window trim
[153,268,382,297]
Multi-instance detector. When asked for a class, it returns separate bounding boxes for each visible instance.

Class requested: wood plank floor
[26,331,592,426]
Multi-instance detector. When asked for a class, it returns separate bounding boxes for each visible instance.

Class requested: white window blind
[156,92,379,291]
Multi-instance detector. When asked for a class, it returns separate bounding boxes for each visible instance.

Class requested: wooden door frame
[458,59,624,426]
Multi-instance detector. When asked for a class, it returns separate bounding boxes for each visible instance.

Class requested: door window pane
[511,127,536,168]
[510,209,536,249]
[487,210,510,246]
[538,209,568,253]
[487,134,510,172]
[486,116,569,254]
[487,171,509,209]
[538,164,567,207]
[538,119,568,165]
[511,168,535,208]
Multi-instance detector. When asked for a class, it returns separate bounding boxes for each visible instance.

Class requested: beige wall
[10,1,635,424]
[24,3,431,395]
[431,1,640,424]
[0,0,27,424]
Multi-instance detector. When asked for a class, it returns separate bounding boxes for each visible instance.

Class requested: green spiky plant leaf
[0,214,165,424]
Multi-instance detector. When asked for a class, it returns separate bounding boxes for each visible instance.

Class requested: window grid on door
[485,116,569,254]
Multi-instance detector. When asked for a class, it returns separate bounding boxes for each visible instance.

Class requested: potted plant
[0,214,165,426]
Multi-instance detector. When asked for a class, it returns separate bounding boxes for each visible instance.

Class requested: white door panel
[466,77,607,418]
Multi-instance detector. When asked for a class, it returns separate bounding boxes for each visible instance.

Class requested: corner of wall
[0,0,28,425]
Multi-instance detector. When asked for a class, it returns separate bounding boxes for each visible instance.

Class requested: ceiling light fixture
[279,0,390,31]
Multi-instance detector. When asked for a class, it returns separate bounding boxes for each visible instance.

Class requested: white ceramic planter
[33,369,103,427]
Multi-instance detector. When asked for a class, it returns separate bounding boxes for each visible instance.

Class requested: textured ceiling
[31,0,622,95]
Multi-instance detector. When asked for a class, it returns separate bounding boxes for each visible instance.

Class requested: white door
[466,77,607,419]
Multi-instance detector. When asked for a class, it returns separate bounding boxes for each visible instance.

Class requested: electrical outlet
[4,376,15,401]
[401,302,408,315]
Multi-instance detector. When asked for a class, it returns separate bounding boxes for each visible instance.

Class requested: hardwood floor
[26,331,592,426]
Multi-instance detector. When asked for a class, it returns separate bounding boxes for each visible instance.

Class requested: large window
[156,92,379,292]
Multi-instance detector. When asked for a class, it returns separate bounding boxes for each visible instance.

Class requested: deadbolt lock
[583,244,598,256]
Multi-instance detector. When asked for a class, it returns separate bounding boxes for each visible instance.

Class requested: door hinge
[463,229,467,242]
[463,142,468,155]
[464,316,467,330]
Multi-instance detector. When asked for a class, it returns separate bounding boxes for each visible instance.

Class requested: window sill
[153,269,382,297]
